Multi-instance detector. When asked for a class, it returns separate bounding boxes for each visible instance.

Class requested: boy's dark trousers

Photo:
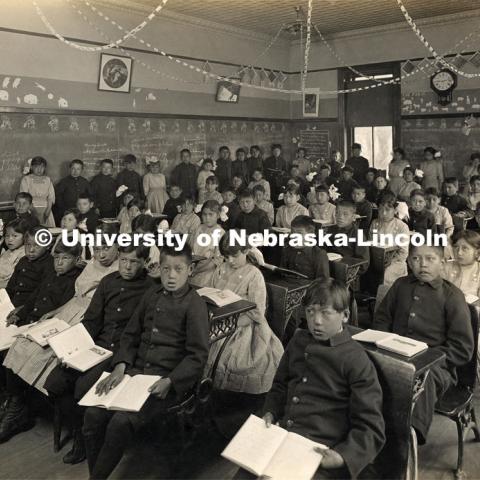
[82,392,178,479]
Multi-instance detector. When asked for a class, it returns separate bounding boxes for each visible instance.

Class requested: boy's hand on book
[6,306,21,320]
[316,448,345,469]
[39,311,56,322]
[96,364,125,396]
[6,314,19,326]
[148,378,172,399]
[262,412,274,428]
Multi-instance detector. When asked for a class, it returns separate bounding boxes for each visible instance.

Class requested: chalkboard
[401,117,480,178]
[0,113,291,203]
[298,129,330,158]
[290,121,341,161]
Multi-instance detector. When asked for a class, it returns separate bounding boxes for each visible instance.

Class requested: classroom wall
[0,0,291,118]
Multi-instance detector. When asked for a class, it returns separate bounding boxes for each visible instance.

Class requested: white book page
[27,318,70,346]
[221,415,288,477]
[0,324,29,351]
[67,346,112,372]
[48,324,94,360]
[352,329,395,344]
[78,372,131,409]
[465,293,479,304]
[109,374,161,412]
[264,432,326,480]
[0,289,14,327]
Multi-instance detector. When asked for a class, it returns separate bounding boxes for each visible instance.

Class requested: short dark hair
[180,148,191,156]
[70,159,84,168]
[452,230,480,250]
[409,242,444,258]
[352,143,362,150]
[252,168,263,176]
[160,243,192,264]
[236,148,246,155]
[284,184,300,196]
[118,243,150,260]
[202,199,222,213]
[352,184,366,192]
[132,214,157,234]
[403,166,415,175]
[393,147,406,158]
[291,215,315,233]
[123,154,137,164]
[62,208,81,222]
[53,238,82,257]
[101,158,113,166]
[297,147,307,154]
[31,156,47,167]
[302,278,350,313]
[97,221,120,236]
[425,187,440,198]
[342,165,354,174]
[424,146,436,156]
[15,192,33,203]
[378,192,397,209]
[470,175,480,185]
[222,186,236,195]
[25,225,52,246]
[219,146,230,153]
[271,143,282,150]
[410,189,425,199]
[219,230,249,257]
[336,200,356,211]
[319,164,331,172]
[444,177,458,186]
[315,184,329,194]
[202,158,214,167]
[366,167,377,175]
[182,196,196,205]
[250,145,260,152]
[252,184,265,194]
[5,218,30,235]
[206,175,219,185]
[238,188,254,200]
[470,152,480,161]
[78,193,94,203]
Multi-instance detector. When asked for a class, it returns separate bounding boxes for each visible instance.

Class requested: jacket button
[117,307,122,312]
[110,343,114,348]
[120,287,124,292]
[302,377,308,383]
[409,312,416,317]
[292,396,300,404]
[304,352,309,359]
[145,362,151,368]
[19,283,23,286]
[156,307,161,312]
[22,269,26,273]
[42,297,47,301]
[152,328,159,333]
[33,307,38,311]
[413,296,419,301]
[286,420,293,427]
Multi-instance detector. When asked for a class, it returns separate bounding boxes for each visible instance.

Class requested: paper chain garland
[301,0,313,92]
[32,0,169,52]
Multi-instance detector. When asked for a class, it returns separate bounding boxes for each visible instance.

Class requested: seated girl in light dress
[131,214,162,279]
[275,184,309,229]
[0,219,27,289]
[206,230,284,395]
[171,197,201,236]
[189,200,225,287]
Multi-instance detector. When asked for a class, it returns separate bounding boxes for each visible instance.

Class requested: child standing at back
[90,159,117,219]
[171,197,201,236]
[143,160,168,214]
[162,184,184,224]
[14,193,39,227]
[275,185,309,229]
[374,244,473,444]
[308,185,336,225]
[261,279,385,479]
[189,200,225,287]
[116,154,143,200]
[197,158,215,204]
[0,219,28,289]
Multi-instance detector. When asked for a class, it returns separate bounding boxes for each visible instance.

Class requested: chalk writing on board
[299,130,330,159]
[182,134,207,163]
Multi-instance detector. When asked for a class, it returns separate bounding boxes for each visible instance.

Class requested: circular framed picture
[98,53,133,93]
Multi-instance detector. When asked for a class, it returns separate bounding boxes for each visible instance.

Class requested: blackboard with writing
[0,113,291,204]
[298,129,330,159]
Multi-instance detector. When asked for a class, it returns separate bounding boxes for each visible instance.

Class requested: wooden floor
[1,397,480,480]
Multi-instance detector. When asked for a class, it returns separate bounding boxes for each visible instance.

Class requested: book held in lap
[48,323,113,372]
[79,372,161,412]
[19,318,70,347]
[222,414,326,480]
[197,287,242,307]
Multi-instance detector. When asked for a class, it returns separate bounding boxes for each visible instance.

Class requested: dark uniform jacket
[354,200,373,232]
[441,194,468,215]
[231,160,249,186]
[54,175,92,223]
[82,270,153,352]
[215,158,232,192]
[263,329,385,479]
[327,224,370,274]
[221,201,241,230]
[79,210,100,234]
[280,246,329,280]
[113,283,209,398]
[373,274,473,376]
[335,178,359,201]
[162,197,184,225]
[233,206,272,235]
[407,209,437,237]
[90,173,117,218]
[16,211,40,228]
[16,266,82,326]
[346,156,369,184]
[116,169,144,199]
[6,251,54,307]
[170,162,198,199]
[246,156,263,180]
[264,155,288,201]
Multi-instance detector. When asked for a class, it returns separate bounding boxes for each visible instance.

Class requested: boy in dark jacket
[82,244,209,479]
[116,154,143,201]
[408,189,437,237]
[263,279,385,479]
[90,159,117,218]
[234,189,272,235]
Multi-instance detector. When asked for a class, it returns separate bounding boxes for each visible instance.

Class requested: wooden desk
[329,256,368,288]
[453,214,473,232]
[349,326,445,480]
[262,270,311,341]
[365,245,398,293]
[208,300,256,382]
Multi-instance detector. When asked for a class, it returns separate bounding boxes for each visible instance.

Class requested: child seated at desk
[373,243,473,444]
[82,244,209,479]
[248,169,271,201]
[261,279,385,479]
[171,197,201,236]
[466,175,480,213]
[190,200,225,287]
[280,216,329,280]
[441,177,468,215]
[425,187,454,238]
[275,184,309,229]
[203,175,224,204]
[197,158,215,204]
[0,239,83,443]
[206,231,283,394]
[222,187,241,230]
[131,215,162,278]
[234,189,272,235]
[397,167,422,203]
[0,218,27,289]
[367,174,393,206]
[162,184,184,225]
[369,192,409,288]
[306,174,323,206]
[327,201,370,274]
[408,189,437,237]
[13,192,39,227]
[252,184,274,224]
[335,166,358,202]
[44,244,154,465]
[351,184,373,232]
[308,185,336,225]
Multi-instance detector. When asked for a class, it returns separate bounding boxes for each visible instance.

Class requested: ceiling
[105,0,480,36]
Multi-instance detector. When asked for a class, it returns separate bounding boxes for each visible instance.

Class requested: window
[354,126,393,172]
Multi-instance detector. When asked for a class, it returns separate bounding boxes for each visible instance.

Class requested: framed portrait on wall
[98,53,133,93]
[216,79,241,103]
[303,89,319,117]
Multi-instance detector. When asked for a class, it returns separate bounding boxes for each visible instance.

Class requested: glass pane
[373,126,393,172]
[354,127,373,164]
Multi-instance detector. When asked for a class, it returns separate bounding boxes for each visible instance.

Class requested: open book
[353,329,428,357]
[48,324,112,372]
[0,324,32,351]
[465,293,479,305]
[196,287,242,307]
[327,253,342,262]
[78,371,161,412]
[222,415,326,480]
[19,318,70,347]
[0,289,15,327]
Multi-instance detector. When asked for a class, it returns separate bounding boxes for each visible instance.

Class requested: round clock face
[432,71,455,91]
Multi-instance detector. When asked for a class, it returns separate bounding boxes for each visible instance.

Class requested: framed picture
[216,79,241,103]
[303,89,319,117]
[98,53,133,93]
